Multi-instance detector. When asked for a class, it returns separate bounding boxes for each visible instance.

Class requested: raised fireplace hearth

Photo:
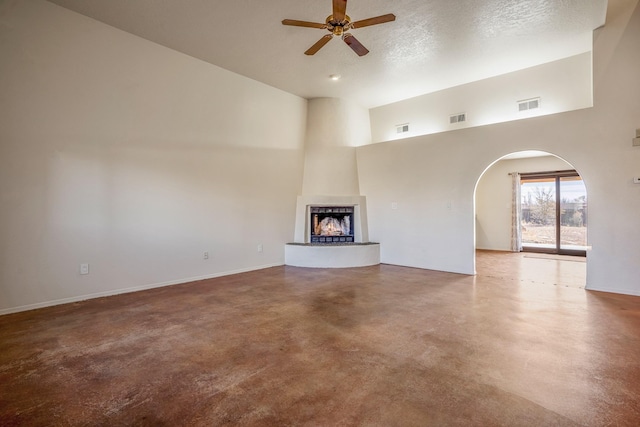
[285,195,380,268]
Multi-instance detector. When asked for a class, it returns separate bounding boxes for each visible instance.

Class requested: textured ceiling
[46,0,607,108]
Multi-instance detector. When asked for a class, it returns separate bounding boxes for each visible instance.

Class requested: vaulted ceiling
[47,0,608,108]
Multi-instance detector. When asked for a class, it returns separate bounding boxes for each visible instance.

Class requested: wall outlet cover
[80,263,89,275]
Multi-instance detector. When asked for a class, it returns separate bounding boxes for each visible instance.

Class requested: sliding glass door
[521,177,556,250]
[520,171,587,256]
[559,176,587,252]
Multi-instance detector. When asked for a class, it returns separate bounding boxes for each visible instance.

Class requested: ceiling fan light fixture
[282,0,395,56]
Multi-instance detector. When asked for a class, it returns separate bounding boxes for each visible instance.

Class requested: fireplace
[285,195,379,268]
[310,206,354,243]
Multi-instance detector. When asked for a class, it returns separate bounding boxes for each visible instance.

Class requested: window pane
[560,177,587,250]
[521,178,556,249]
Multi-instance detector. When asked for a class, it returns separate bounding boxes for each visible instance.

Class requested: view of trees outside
[521,177,587,249]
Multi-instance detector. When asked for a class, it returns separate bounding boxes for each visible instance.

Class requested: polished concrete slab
[1,251,639,425]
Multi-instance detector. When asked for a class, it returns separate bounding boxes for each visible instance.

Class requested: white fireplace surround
[286,195,380,268]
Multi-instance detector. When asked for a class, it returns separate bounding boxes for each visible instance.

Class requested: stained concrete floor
[1,251,639,426]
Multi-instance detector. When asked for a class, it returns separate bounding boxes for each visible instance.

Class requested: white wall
[358,0,640,295]
[370,52,593,143]
[302,98,370,196]
[475,155,575,251]
[0,0,307,313]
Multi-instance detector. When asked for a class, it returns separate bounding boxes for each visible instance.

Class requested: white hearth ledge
[285,243,380,268]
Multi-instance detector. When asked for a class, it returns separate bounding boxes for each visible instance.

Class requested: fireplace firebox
[310,206,354,243]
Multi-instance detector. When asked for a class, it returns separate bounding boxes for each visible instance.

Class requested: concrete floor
[1,251,639,426]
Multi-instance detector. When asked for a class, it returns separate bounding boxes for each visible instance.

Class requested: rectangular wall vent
[518,97,541,111]
[396,123,409,134]
[449,113,466,124]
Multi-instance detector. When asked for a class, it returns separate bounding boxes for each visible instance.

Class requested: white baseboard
[0,263,282,316]
[585,285,640,297]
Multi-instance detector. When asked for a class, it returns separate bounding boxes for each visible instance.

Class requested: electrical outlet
[257,244,263,253]
[203,251,209,260]
[80,263,89,275]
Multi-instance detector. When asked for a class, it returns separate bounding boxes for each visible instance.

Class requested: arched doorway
[473,150,587,287]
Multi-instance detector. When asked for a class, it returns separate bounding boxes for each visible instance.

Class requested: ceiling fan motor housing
[326,14,351,36]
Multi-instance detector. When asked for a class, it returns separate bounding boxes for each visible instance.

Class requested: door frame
[520,169,586,256]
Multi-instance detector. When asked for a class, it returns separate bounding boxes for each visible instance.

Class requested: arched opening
[473,150,587,288]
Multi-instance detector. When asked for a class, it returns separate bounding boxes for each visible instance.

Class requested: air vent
[449,113,466,124]
[518,97,541,111]
[396,123,409,134]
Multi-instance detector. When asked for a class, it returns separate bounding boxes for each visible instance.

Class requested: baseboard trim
[0,263,283,316]
[585,285,640,297]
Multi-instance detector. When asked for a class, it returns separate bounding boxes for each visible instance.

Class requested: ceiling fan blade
[343,33,369,56]
[333,0,347,22]
[305,34,333,55]
[351,13,396,29]
[282,19,327,29]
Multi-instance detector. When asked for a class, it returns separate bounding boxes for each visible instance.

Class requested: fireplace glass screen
[310,206,354,243]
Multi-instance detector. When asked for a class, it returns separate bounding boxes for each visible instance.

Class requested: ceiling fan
[282,0,395,56]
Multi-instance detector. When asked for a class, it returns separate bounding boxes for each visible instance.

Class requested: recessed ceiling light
[329,74,341,81]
